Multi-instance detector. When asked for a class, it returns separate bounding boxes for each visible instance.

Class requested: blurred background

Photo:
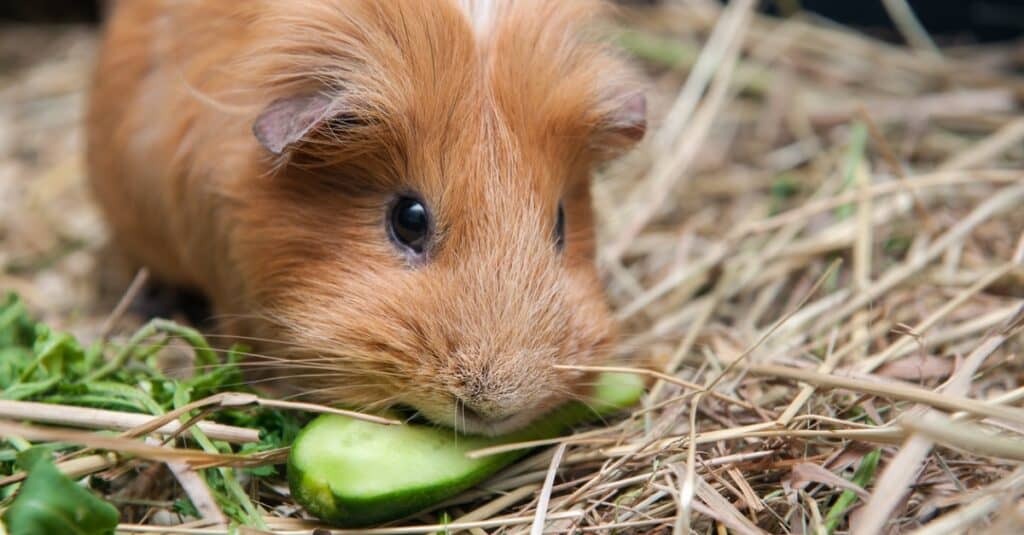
[3,0,1024,42]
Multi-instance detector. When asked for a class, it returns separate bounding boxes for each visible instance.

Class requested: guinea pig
[86,0,646,435]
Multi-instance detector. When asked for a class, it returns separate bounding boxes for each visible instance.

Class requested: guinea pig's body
[87,0,645,435]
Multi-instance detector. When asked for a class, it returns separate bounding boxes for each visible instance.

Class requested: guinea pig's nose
[458,397,512,424]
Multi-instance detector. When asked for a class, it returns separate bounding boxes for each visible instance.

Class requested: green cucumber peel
[288,371,645,527]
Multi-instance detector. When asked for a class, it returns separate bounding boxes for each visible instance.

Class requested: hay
[1,1,1023,533]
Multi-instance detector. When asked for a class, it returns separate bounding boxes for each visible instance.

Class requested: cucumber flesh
[288,371,645,527]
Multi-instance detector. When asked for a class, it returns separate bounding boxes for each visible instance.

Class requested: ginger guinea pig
[86,0,645,435]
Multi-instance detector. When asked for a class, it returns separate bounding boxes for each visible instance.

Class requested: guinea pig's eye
[389,196,431,255]
[554,203,565,251]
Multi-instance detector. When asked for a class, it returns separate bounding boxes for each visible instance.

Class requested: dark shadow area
[763,0,1024,43]
[0,0,104,23]
[2,0,1021,44]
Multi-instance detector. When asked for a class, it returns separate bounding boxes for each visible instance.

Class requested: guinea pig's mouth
[398,402,551,437]
[453,410,543,437]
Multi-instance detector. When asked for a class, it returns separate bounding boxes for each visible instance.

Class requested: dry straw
[1,1,1023,533]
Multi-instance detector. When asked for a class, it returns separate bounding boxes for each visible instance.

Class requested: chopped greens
[0,293,304,529]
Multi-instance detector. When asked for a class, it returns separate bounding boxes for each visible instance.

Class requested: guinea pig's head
[235,0,644,435]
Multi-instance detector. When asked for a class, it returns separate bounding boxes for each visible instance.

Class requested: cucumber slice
[288,371,645,527]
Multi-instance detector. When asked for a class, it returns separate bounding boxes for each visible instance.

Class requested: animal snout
[456,395,514,424]
[451,363,545,426]
[442,350,560,433]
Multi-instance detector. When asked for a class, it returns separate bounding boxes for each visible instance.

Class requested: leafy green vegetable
[1,448,119,535]
[0,293,303,527]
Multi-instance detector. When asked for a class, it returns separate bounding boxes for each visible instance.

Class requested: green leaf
[1,448,119,535]
[433,511,452,535]
[0,294,295,527]
[771,174,800,201]
[172,498,200,519]
[824,449,881,533]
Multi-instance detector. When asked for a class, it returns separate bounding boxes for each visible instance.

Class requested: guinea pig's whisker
[179,346,361,370]
[165,344,327,364]
[219,372,354,388]
[175,343,411,378]
[226,355,354,368]
[196,332,296,346]
[280,385,385,401]
[459,398,469,439]
[196,330,386,365]
[361,396,402,412]
[301,360,408,379]
[565,380,606,387]
[190,361,352,375]
[277,384,389,403]
[453,399,461,442]
[565,396,610,426]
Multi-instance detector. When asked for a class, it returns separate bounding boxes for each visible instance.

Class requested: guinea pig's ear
[611,92,647,142]
[252,94,334,155]
[593,91,647,157]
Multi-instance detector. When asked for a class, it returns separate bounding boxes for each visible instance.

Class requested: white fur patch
[456,0,498,39]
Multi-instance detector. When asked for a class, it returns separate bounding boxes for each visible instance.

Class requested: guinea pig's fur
[87,0,645,435]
